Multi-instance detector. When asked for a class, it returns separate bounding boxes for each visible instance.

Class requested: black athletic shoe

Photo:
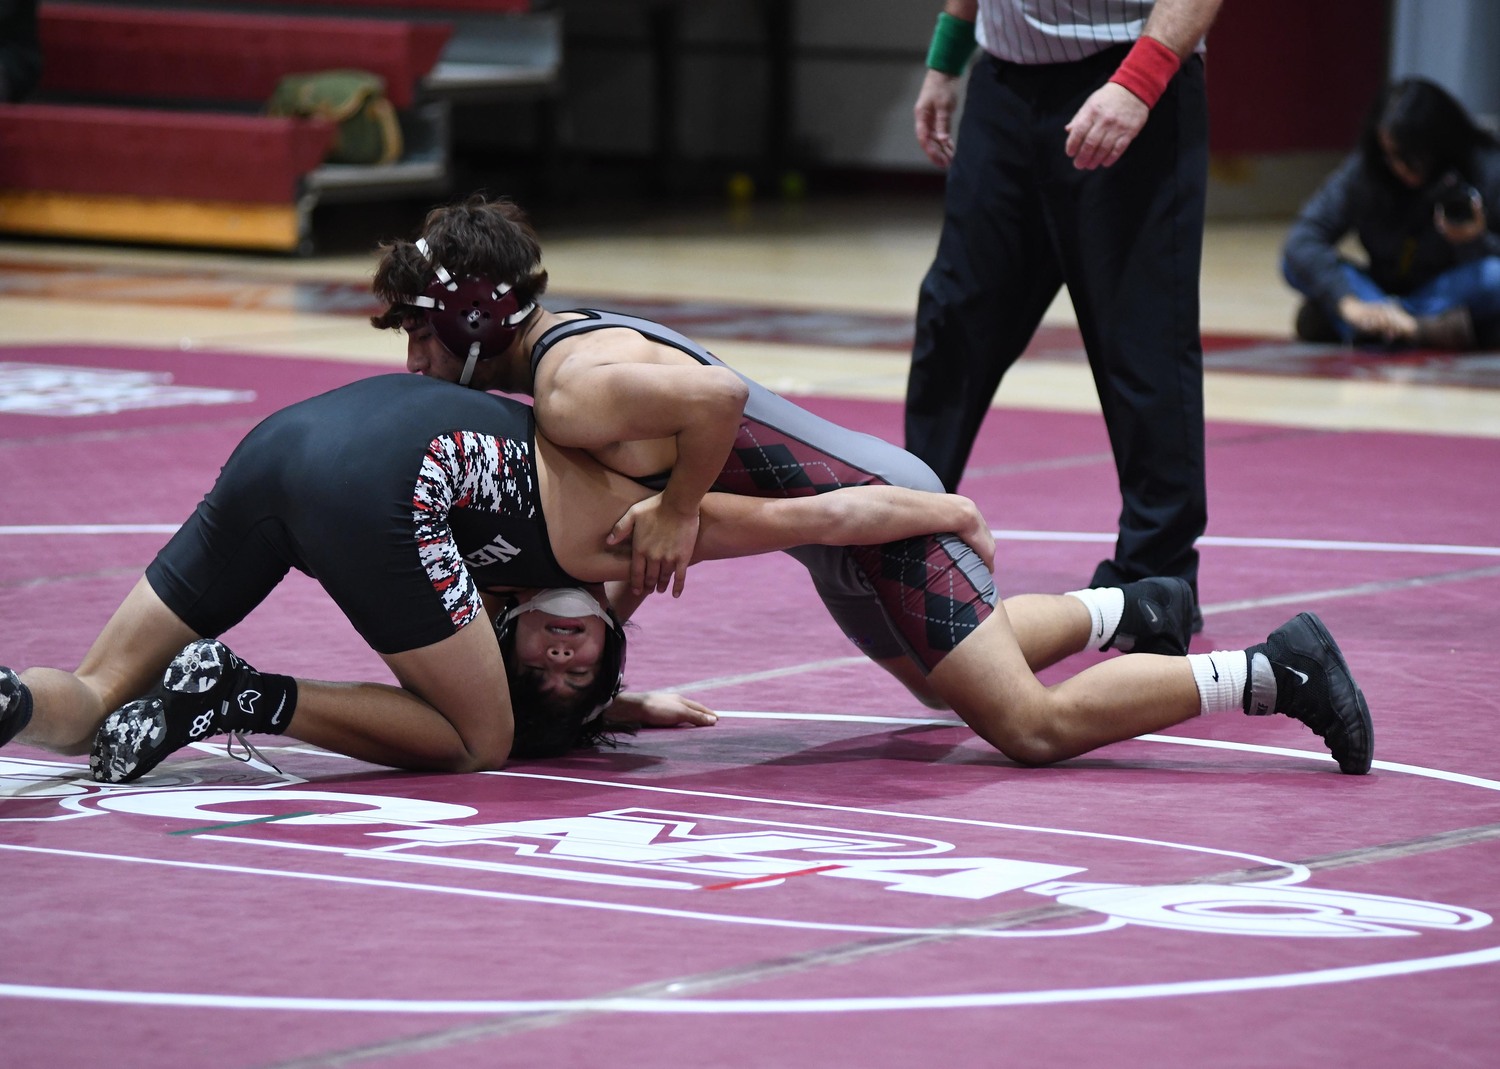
[90,640,272,783]
[1414,306,1475,351]
[1103,577,1195,656]
[1,666,34,747]
[1294,299,1342,343]
[1246,613,1373,775]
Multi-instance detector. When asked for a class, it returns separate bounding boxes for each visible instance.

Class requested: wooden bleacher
[0,0,559,253]
[37,4,450,108]
[162,0,564,103]
[0,103,338,250]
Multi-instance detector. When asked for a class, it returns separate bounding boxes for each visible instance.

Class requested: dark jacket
[1283,144,1500,308]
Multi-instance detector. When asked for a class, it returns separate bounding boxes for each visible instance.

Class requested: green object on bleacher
[267,70,403,166]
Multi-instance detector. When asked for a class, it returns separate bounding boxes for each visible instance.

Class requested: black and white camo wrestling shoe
[1245,613,1373,775]
[1104,577,1196,657]
[90,640,287,783]
[1,666,34,747]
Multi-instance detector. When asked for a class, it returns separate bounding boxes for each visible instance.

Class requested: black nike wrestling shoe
[1,666,34,747]
[1245,613,1373,775]
[91,640,291,783]
[1104,577,1195,657]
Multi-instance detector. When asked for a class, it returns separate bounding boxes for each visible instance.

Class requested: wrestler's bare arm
[535,335,744,455]
[541,439,992,583]
[535,331,747,597]
[690,486,995,570]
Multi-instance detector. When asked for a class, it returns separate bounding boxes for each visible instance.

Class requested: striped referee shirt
[977,0,1206,64]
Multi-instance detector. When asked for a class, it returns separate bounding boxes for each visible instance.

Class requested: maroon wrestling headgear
[406,237,535,386]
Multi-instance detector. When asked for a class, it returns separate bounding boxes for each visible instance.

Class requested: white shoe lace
[223,731,282,775]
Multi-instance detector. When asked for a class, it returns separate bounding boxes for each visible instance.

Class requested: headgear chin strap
[405,237,535,386]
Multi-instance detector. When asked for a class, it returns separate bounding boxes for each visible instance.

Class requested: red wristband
[1108,35,1181,108]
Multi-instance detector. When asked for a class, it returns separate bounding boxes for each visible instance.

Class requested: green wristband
[926,11,977,75]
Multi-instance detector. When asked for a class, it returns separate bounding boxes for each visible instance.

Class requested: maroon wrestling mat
[3,345,1499,1068]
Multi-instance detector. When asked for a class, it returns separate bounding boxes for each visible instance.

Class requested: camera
[1434,172,1479,224]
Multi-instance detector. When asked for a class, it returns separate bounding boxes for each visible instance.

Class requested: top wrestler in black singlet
[147,375,580,654]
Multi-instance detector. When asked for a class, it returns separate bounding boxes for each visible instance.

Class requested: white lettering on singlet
[464,533,523,568]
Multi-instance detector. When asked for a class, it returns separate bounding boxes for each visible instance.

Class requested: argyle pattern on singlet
[720,427,878,497]
[848,535,993,670]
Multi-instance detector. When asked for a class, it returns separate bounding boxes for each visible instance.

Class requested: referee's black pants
[905,45,1208,597]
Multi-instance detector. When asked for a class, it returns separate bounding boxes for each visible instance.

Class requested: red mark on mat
[701,864,844,891]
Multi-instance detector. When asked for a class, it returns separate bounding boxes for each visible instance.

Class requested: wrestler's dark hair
[370,194,549,332]
[504,673,639,759]
[495,606,635,759]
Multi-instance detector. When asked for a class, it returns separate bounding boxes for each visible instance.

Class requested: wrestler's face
[511,609,608,698]
[402,316,466,382]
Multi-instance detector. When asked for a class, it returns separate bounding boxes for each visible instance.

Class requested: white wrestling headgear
[498,588,614,631]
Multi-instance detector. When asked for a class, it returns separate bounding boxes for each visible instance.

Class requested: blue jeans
[1284,256,1500,343]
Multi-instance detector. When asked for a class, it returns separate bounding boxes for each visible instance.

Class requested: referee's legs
[1069,59,1209,598]
[906,58,1063,492]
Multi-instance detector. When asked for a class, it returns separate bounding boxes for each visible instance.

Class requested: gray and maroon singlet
[530,311,997,671]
